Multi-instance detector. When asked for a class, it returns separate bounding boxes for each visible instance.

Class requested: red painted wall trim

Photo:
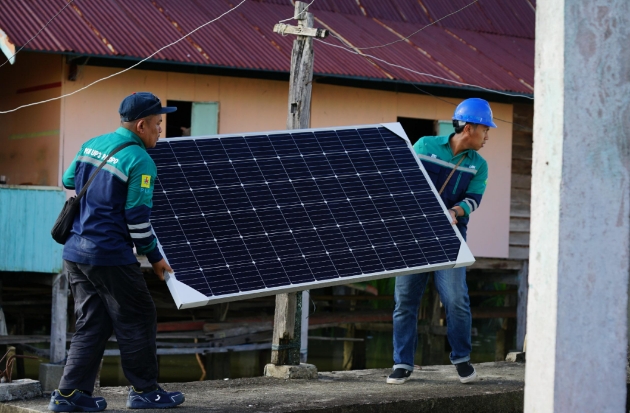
[16,82,62,94]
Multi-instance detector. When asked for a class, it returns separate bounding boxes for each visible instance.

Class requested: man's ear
[135,119,146,134]
[464,123,476,134]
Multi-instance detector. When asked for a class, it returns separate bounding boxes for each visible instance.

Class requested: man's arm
[125,156,171,278]
[456,161,488,217]
[62,153,80,190]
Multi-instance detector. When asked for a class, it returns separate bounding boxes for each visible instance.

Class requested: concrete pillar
[50,272,68,363]
[525,1,630,412]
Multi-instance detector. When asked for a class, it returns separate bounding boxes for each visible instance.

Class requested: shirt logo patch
[431,154,437,158]
[469,165,476,169]
[141,175,151,188]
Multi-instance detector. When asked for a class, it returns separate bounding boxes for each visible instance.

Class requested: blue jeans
[393,266,472,370]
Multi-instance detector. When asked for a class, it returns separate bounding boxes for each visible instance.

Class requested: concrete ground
[1,362,525,413]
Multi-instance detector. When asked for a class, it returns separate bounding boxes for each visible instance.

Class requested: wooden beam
[272,23,328,38]
[510,217,531,232]
[469,257,525,271]
[516,261,529,351]
[157,320,206,332]
[509,246,530,260]
[467,272,520,285]
[509,232,531,246]
[271,292,297,365]
[511,188,531,205]
[309,336,364,342]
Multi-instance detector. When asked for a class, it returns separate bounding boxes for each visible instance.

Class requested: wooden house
[0,0,534,367]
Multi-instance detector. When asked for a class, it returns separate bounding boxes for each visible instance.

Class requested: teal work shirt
[62,127,163,265]
[413,134,488,238]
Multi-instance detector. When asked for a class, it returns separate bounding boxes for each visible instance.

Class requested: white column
[525,0,630,411]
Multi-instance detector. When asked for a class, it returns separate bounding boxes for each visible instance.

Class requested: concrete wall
[0,53,62,186]
[525,0,630,411]
[8,54,511,258]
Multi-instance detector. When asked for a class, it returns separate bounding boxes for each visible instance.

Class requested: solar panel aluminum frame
[156,122,475,309]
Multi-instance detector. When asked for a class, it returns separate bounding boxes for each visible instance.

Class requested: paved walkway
[1,362,525,413]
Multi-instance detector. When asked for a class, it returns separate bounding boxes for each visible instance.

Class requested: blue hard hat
[452,98,497,128]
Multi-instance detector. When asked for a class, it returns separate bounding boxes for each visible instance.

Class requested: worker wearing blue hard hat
[388,98,496,386]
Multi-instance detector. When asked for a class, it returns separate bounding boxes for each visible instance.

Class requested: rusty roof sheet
[0,0,534,95]
[258,0,536,38]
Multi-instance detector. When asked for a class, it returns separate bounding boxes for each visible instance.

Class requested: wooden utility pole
[269,1,328,369]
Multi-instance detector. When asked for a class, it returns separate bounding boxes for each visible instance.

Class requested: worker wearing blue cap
[388,98,496,385]
[49,93,184,411]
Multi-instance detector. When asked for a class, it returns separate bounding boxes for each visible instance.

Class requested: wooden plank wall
[509,103,534,260]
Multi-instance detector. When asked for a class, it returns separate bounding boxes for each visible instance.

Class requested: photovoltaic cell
[148,123,474,309]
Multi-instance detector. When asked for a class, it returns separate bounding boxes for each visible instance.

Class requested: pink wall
[0,53,62,186]
[57,64,511,258]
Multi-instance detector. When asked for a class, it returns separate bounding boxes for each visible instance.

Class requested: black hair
[452,120,478,134]
[453,120,465,134]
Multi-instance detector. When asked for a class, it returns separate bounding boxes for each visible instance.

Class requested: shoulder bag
[51,141,137,245]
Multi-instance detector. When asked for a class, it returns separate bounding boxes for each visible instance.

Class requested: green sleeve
[124,155,161,261]
[126,156,156,210]
[62,151,80,190]
[456,161,488,217]
[467,161,488,195]
[412,137,428,156]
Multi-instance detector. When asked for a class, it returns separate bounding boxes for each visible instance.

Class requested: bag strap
[75,141,138,201]
[438,155,466,195]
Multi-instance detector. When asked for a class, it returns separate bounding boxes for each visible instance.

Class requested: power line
[352,0,479,50]
[0,0,76,69]
[278,0,316,23]
[315,38,534,100]
[0,0,247,114]
[407,83,533,132]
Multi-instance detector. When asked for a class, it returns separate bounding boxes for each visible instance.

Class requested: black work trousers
[59,260,158,392]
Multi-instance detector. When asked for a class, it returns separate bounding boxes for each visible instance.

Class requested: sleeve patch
[141,175,152,188]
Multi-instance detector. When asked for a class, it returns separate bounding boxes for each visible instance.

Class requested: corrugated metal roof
[258,0,535,38]
[0,0,534,95]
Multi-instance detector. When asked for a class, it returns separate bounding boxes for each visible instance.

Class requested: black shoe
[127,386,185,409]
[455,361,478,383]
[48,390,107,412]
[386,368,412,384]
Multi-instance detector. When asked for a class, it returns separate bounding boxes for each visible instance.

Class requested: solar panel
[148,123,474,309]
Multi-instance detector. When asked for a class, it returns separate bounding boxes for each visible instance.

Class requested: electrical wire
[352,0,479,50]
[278,0,316,23]
[408,83,533,131]
[315,38,533,100]
[283,0,533,128]
[0,0,247,114]
[0,0,76,69]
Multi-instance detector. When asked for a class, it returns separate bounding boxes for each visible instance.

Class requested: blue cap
[452,98,497,128]
[119,92,177,122]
